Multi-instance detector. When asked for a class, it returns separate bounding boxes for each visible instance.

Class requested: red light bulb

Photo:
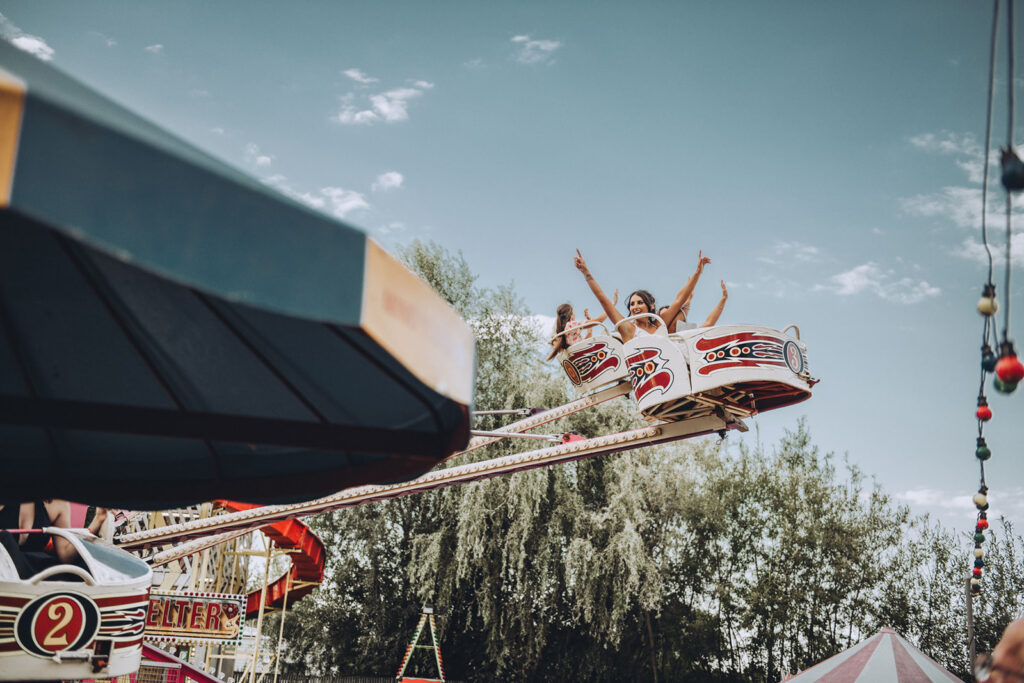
[996,354,1024,383]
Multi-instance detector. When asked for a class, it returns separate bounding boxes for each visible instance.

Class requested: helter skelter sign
[145,591,245,646]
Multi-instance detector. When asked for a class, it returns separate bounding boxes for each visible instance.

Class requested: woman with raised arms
[659,279,728,332]
[573,248,711,343]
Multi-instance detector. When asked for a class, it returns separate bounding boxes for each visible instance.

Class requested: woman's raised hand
[612,288,619,305]
[697,250,711,272]
[574,249,595,279]
[720,280,728,298]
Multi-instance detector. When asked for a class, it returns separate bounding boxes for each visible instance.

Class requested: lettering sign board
[144,591,245,645]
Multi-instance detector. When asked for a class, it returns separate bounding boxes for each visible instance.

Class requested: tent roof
[0,42,474,508]
[782,627,961,682]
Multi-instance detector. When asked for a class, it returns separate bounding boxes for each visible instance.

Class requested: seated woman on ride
[546,291,618,362]
[0,500,108,578]
[659,279,728,332]
[574,248,710,343]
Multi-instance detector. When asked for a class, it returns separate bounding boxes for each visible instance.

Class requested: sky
[3,1,1023,532]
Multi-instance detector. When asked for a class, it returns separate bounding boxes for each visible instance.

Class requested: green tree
[272,240,1023,682]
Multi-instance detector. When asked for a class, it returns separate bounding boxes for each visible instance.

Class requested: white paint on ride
[0,528,151,681]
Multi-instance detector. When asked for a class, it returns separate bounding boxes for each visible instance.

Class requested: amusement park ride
[0,39,819,683]
[0,316,815,681]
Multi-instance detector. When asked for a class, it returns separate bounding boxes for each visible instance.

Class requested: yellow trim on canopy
[362,239,474,406]
[0,68,25,207]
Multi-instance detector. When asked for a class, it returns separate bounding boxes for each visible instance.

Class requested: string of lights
[971,0,1024,599]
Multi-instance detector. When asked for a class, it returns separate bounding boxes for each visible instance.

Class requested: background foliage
[269,241,1021,682]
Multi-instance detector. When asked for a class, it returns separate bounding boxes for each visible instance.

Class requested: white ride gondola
[0,528,151,681]
[556,315,815,423]
[554,320,631,394]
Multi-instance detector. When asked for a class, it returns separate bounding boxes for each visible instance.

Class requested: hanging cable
[982,0,1001,285]
[1005,0,1016,342]
[970,0,1009,609]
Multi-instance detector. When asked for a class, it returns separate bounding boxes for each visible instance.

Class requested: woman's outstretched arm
[43,500,77,564]
[575,251,632,341]
[701,280,728,327]
[661,250,711,326]
[545,339,561,362]
[661,293,691,331]
[583,289,618,327]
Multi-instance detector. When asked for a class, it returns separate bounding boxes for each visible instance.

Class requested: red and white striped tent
[781,627,962,682]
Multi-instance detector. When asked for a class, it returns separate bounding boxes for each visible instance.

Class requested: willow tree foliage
[272,241,1024,682]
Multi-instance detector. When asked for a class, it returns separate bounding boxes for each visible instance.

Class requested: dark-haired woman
[545,290,617,361]
[574,249,710,343]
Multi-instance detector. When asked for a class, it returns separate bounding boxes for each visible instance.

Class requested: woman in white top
[659,279,728,332]
[574,249,711,343]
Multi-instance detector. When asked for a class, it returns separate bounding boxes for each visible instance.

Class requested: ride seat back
[677,324,812,414]
[619,315,693,420]
[0,528,151,681]
[558,323,630,394]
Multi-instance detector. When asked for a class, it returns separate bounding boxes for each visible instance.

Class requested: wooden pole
[249,536,274,683]
[967,574,976,671]
[273,563,292,683]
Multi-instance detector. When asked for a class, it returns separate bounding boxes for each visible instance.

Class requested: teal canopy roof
[0,41,474,508]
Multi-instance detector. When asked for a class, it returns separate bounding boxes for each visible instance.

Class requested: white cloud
[370,87,423,121]
[818,262,940,304]
[910,132,990,183]
[897,486,1024,528]
[145,44,164,54]
[955,234,1024,267]
[244,143,273,168]
[0,12,54,61]
[511,34,561,65]
[900,186,987,230]
[532,314,556,334]
[759,241,822,264]
[464,58,485,70]
[336,106,379,125]
[897,488,977,524]
[343,68,378,84]
[334,82,432,125]
[901,184,1024,235]
[903,132,1024,266]
[727,273,802,300]
[211,127,225,135]
[321,187,369,218]
[377,221,406,236]
[957,158,986,184]
[263,175,370,219]
[190,89,210,98]
[264,174,323,209]
[909,131,981,157]
[372,171,403,192]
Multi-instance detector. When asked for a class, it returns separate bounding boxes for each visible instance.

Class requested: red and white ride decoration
[0,528,151,680]
[557,316,814,423]
[556,320,631,395]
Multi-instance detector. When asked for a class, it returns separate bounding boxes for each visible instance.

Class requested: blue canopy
[0,42,474,508]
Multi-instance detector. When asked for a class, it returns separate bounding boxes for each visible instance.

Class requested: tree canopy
[272,240,1022,682]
